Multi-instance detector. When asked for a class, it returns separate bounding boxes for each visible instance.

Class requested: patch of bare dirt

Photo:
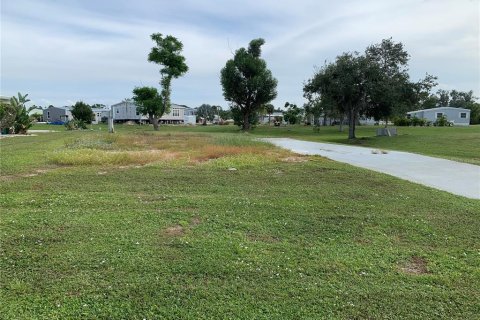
[163,225,185,237]
[400,256,429,275]
[190,217,201,226]
[0,167,55,181]
[280,156,308,163]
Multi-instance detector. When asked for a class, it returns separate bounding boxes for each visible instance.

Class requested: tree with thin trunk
[220,38,277,131]
[147,33,188,130]
[265,104,275,125]
[132,87,163,130]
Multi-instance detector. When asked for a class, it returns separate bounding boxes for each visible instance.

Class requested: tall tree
[365,38,413,126]
[220,38,278,130]
[132,87,163,130]
[312,53,376,139]
[148,33,188,130]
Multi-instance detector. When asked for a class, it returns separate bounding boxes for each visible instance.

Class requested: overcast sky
[1,0,479,109]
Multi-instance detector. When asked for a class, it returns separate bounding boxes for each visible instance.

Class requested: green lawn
[1,127,479,319]
[29,123,480,165]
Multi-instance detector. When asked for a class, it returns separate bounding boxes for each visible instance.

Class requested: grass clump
[50,149,180,166]
[64,135,118,150]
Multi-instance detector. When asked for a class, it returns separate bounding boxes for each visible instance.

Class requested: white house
[407,107,470,126]
[111,101,195,124]
[259,111,284,124]
[91,108,110,124]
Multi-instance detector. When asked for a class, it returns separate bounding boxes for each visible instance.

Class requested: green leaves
[148,33,188,79]
[71,101,94,124]
[220,38,277,130]
[132,86,163,118]
[146,33,188,130]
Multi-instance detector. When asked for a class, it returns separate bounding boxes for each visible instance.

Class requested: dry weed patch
[399,256,429,275]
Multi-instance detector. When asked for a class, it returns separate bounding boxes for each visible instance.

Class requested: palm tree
[9,92,33,134]
[265,104,275,125]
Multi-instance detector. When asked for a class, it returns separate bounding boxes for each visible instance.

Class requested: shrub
[435,115,450,127]
[13,106,33,134]
[0,103,16,132]
[65,120,88,130]
[71,101,94,124]
[411,117,426,127]
[393,117,411,126]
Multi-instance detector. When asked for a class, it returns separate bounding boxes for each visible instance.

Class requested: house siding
[407,107,470,126]
[110,102,193,124]
[43,107,72,122]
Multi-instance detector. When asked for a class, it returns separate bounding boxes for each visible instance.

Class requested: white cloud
[1,0,478,108]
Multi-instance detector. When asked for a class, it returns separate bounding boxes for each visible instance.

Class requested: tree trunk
[150,116,159,131]
[384,116,388,128]
[268,114,271,125]
[339,115,344,132]
[348,109,356,139]
[242,111,250,131]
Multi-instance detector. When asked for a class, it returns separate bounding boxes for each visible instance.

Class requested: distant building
[92,108,110,124]
[111,101,195,124]
[43,106,72,123]
[259,111,284,124]
[407,107,470,126]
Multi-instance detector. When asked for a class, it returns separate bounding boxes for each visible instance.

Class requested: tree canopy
[132,86,163,130]
[147,33,188,130]
[196,104,216,124]
[220,38,277,130]
[304,38,436,138]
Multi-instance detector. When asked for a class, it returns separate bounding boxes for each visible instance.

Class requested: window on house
[460,113,467,118]
[406,114,411,119]
[436,112,444,119]
[47,111,50,119]
[172,109,179,116]
[116,109,119,113]
[136,111,139,115]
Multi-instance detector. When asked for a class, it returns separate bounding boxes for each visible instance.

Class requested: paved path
[262,138,480,199]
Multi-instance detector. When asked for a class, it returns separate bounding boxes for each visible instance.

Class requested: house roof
[407,106,470,114]
[111,101,189,109]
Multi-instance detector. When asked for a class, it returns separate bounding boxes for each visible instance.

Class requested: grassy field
[1,125,479,319]
[29,122,480,165]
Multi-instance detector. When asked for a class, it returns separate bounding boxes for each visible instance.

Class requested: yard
[1,124,479,319]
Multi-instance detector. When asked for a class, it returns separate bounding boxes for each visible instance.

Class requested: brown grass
[163,225,185,237]
[194,145,266,161]
[399,256,429,275]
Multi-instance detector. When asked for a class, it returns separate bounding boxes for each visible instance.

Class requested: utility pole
[108,106,115,133]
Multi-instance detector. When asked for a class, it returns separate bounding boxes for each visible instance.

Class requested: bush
[0,103,16,132]
[411,117,426,127]
[65,120,88,130]
[71,101,94,123]
[435,115,451,127]
[393,117,411,126]
[13,106,33,134]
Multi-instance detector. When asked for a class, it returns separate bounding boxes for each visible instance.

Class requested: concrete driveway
[262,138,480,200]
